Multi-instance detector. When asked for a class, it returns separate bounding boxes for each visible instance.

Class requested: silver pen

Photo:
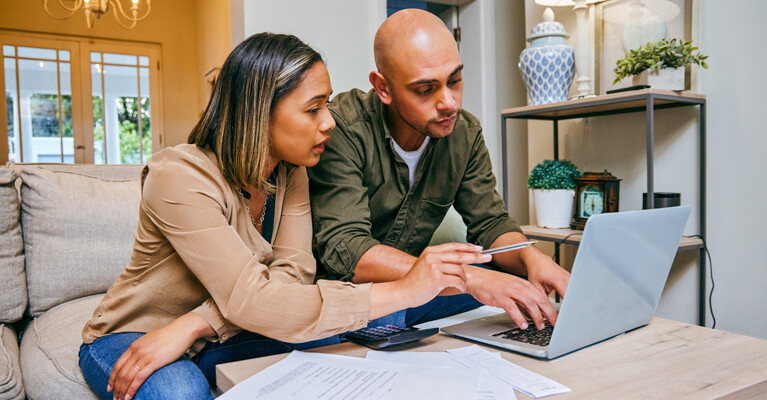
[480,240,537,255]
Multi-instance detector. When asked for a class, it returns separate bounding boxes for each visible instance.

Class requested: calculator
[344,325,439,349]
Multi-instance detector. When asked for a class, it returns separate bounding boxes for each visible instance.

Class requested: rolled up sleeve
[308,118,381,281]
[142,154,371,343]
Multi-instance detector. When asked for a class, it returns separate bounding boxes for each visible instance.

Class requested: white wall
[239,0,384,95]
[524,0,767,339]
[696,0,767,339]
[236,0,527,219]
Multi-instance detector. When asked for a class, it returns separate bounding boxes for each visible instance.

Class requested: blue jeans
[79,294,482,399]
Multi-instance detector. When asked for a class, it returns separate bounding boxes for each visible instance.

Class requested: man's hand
[522,248,570,299]
[108,313,214,400]
[465,266,559,331]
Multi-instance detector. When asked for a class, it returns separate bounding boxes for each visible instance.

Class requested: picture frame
[594,0,692,95]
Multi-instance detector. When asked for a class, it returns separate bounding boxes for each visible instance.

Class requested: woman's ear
[369,71,392,105]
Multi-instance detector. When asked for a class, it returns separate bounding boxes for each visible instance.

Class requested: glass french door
[0,31,162,164]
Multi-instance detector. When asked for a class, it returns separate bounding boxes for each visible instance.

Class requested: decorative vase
[633,67,685,91]
[519,8,575,106]
[532,189,575,229]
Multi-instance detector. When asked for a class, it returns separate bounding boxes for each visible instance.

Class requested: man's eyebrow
[407,65,464,86]
[449,65,464,77]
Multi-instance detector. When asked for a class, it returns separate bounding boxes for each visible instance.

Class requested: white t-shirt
[391,136,430,187]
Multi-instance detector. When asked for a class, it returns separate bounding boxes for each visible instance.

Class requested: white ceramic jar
[519,8,575,106]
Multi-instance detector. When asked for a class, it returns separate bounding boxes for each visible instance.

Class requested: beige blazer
[82,144,370,351]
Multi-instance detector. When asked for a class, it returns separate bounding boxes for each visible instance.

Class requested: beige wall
[195,0,232,113]
[0,0,204,148]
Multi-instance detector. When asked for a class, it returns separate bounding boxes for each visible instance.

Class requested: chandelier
[43,0,152,29]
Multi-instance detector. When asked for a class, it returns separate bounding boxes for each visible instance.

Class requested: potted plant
[527,159,581,229]
[613,38,708,91]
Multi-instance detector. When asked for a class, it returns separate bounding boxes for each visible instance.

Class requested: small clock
[571,170,621,230]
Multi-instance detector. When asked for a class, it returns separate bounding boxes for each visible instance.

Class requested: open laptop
[441,206,691,359]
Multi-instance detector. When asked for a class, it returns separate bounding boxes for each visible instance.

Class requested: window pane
[103,53,137,65]
[17,58,73,162]
[58,50,70,61]
[4,58,19,163]
[104,64,143,164]
[92,63,105,164]
[3,46,14,57]
[139,56,149,66]
[18,47,57,60]
[59,64,73,143]
[139,67,151,162]
[91,52,102,63]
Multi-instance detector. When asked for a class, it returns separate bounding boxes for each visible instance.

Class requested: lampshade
[534,0,605,6]
[600,0,680,24]
[534,0,575,7]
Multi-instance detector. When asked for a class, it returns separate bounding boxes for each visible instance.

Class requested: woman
[78,33,489,400]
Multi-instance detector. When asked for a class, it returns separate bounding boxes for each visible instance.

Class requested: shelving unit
[499,88,707,326]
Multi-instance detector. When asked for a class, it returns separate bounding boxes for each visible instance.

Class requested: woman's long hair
[188,33,323,193]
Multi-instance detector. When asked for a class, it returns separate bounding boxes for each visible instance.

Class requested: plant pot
[632,67,685,91]
[532,189,575,229]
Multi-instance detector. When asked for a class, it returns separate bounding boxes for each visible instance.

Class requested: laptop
[441,206,691,359]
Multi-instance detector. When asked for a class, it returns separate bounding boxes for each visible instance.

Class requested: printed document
[367,350,517,400]
[218,351,477,400]
[447,345,571,398]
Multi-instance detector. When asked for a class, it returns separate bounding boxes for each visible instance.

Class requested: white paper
[367,351,517,400]
[413,306,505,330]
[219,351,476,400]
[447,345,571,399]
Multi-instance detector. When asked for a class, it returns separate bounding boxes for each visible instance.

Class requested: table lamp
[535,0,605,98]
[600,0,680,52]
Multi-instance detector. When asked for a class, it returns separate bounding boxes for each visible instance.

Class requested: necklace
[240,188,267,228]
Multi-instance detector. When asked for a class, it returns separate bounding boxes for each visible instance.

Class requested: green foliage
[118,119,152,164]
[527,159,581,190]
[92,96,151,164]
[29,94,73,138]
[5,92,13,138]
[93,97,104,161]
[116,96,151,163]
[613,38,708,84]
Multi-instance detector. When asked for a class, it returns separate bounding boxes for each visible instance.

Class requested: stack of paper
[218,351,477,400]
[219,345,570,400]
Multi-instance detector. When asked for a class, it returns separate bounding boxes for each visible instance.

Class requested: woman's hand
[108,313,215,400]
[369,243,490,320]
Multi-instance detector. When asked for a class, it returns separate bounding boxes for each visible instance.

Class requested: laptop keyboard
[492,321,553,347]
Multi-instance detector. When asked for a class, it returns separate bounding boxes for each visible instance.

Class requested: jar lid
[528,7,570,42]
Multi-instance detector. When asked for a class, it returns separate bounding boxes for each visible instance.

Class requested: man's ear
[369,71,392,105]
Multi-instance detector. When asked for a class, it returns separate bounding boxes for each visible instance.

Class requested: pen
[480,240,537,255]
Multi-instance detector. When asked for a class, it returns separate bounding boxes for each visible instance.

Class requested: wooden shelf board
[521,224,704,251]
[501,89,705,120]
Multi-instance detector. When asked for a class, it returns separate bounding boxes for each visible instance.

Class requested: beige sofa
[0,163,144,399]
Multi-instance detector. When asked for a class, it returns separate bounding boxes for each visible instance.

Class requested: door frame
[0,29,163,164]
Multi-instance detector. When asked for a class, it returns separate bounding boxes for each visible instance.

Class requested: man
[308,9,569,332]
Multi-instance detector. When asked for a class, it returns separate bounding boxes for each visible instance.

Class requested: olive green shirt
[308,89,521,281]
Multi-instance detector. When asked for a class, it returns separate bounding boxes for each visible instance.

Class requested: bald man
[308,9,570,331]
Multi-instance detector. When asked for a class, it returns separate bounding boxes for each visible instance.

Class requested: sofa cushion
[14,164,142,316]
[0,324,24,400]
[0,169,26,323]
[20,295,103,400]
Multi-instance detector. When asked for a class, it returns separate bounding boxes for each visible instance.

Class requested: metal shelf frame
[500,89,707,326]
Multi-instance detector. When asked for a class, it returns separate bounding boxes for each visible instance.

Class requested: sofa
[0,161,471,400]
[0,163,144,399]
